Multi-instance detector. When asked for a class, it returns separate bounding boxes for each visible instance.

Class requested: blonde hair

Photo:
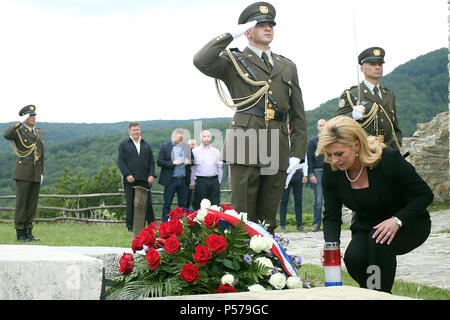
[316,116,386,170]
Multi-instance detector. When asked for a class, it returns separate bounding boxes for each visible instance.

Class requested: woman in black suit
[317,116,433,293]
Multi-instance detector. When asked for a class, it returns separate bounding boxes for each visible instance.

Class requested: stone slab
[0,245,104,300]
[152,285,414,300]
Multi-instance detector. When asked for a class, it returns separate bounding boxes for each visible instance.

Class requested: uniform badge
[260,5,269,14]
[30,106,35,111]
[339,99,345,108]
[373,49,381,56]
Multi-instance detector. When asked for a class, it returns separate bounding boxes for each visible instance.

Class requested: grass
[0,221,449,300]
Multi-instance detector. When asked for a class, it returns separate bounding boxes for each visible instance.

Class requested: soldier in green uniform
[3,105,44,241]
[335,47,402,150]
[193,2,307,234]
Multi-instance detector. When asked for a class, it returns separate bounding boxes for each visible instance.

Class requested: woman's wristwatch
[392,216,403,228]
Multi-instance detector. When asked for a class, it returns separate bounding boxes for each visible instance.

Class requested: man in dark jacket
[157,128,193,222]
[117,122,156,232]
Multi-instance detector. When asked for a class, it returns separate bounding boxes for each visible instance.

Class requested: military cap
[19,105,37,117]
[358,47,385,65]
[238,2,276,26]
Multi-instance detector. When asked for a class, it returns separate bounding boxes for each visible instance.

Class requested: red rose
[119,253,134,274]
[193,244,212,265]
[146,247,160,270]
[164,236,180,254]
[203,213,221,228]
[187,212,197,226]
[168,207,184,220]
[138,227,156,246]
[205,233,227,253]
[148,221,158,231]
[131,236,143,253]
[214,284,236,294]
[167,218,183,237]
[158,222,170,239]
[180,263,199,283]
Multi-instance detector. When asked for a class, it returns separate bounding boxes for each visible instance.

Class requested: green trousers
[15,180,40,229]
[229,164,286,233]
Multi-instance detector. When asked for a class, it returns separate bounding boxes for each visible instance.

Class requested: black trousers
[193,176,220,210]
[343,217,431,293]
[123,181,154,231]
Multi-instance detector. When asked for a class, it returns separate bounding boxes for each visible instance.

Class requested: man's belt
[237,105,288,122]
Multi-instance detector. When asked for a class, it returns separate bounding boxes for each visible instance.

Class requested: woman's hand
[372,218,400,245]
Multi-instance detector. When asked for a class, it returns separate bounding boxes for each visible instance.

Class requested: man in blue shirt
[307,119,326,232]
[157,128,194,222]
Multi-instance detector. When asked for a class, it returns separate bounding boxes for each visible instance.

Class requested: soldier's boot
[16,229,31,242]
[25,228,40,241]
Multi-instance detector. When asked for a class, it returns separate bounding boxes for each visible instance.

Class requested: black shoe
[296,226,306,232]
[25,228,40,241]
[311,224,321,232]
[17,229,31,242]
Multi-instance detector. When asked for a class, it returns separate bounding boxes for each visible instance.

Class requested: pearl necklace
[345,165,364,183]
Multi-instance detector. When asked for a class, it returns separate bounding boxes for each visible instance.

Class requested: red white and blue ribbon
[188,208,298,277]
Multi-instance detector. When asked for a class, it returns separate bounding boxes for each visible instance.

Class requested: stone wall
[402,111,450,202]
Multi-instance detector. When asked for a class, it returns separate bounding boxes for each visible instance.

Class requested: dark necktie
[373,86,382,103]
[261,52,272,72]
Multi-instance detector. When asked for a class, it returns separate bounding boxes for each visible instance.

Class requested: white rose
[248,284,266,292]
[250,235,272,253]
[221,274,234,285]
[200,199,211,209]
[255,257,274,275]
[196,208,208,222]
[269,273,287,290]
[286,276,303,289]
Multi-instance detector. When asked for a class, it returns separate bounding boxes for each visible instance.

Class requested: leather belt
[237,106,288,122]
[197,176,218,180]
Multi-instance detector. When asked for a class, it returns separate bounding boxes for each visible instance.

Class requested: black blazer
[322,148,433,242]
[157,141,193,187]
[117,137,156,183]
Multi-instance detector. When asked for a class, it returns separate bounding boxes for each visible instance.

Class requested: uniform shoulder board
[277,54,292,62]
[229,47,241,53]
[381,86,392,93]
[339,85,356,98]
[14,121,21,127]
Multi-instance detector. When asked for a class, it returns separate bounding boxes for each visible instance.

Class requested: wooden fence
[0,190,231,224]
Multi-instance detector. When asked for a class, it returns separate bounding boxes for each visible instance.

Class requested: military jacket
[3,122,44,182]
[193,32,307,171]
[335,81,402,150]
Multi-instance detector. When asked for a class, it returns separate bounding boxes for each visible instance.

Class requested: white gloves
[230,20,257,39]
[352,105,365,120]
[286,157,300,175]
[41,174,44,184]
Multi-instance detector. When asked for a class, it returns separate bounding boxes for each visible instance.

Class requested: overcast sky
[0,0,447,123]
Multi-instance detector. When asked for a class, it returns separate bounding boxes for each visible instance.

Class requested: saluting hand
[230,20,257,39]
